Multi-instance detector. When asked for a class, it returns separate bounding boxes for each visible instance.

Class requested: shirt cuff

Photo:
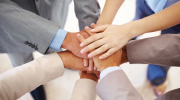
[100,66,122,81]
[49,29,68,51]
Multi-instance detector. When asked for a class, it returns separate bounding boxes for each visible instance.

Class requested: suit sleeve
[0,0,60,54]
[74,0,100,30]
[127,34,180,66]
[96,70,143,100]
[70,79,97,100]
[0,53,64,100]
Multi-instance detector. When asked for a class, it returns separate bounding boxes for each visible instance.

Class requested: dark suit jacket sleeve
[96,70,143,100]
[74,0,100,31]
[127,34,180,66]
[0,0,59,54]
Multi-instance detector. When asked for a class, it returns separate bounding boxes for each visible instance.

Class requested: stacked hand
[77,29,122,75]
[79,23,133,59]
[59,29,99,78]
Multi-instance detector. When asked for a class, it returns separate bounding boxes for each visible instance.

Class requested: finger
[84,39,107,57]
[84,26,96,36]
[95,74,100,79]
[88,43,110,58]
[91,23,96,28]
[87,71,92,74]
[94,66,97,71]
[99,48,117,59]
[88,59,93,72]
[91,23,102,29]
[80,34,104,52]
[78,70,82,75]
[91,24,109,33]
[77,33,86,43]
[83,59,88,67]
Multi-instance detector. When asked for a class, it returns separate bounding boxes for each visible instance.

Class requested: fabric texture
[97,70,143,100]
[127,34,180,66]
[71,79,97,100]
[0,53,64,100]
[100,66,122,81]
[49,29,68,51]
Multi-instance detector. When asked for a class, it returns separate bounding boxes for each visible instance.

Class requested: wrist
[80,72,98,82]
[121,46,128,64]
[126,21,145,39]
[61,32,71,50]
[57,51,71,68]
[99,64,118,72]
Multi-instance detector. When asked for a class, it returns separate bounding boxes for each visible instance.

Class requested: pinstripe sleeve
[74,0,100,31]
[0,0,60,54]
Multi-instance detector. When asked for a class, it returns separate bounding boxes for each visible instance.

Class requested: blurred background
[1,0,180,100]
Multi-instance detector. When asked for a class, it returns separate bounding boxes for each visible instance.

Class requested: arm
[0,1,89,59]
[96,0,124,25]
[0,1,59,54]
[122,34,180,66]
[97,70,143,100]
[77,33,143,100]
[129,1,180,38]
[80,1,180,59]
[70,71,98,100]
[0,51,95,100]
[0,53,63,100]
[74,0,100,30]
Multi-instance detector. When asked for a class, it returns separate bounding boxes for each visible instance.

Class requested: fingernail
[80,49,85,53]
[99,56,103,59]
[88,54,92,58]
[80,43,84,47]
[89,67,92,71]
[85,26,89,29]
[91,29,96,32]
[91,23,95,25]
[77,34,80,37]
[84,62,87,66]
[94,67,96,70]
[97,69,100,71]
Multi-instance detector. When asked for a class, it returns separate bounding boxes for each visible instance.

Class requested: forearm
[96,0,124,25]
[70,79,97,100]
[0,1,59,54]
[0,53,64,100]
[126,34,180,66]
[74,0,100,30]
[128,1,180,38]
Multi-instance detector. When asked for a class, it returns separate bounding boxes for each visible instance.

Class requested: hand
[61,30,90,59]
[80,24,133,59]
[77,32,122,72]
[93,50,122,72]
[57,51,99,74]
[79,71,98,82]
[83,59,95,72]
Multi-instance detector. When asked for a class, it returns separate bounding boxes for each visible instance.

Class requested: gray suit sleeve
[127,34,180,66]
[0,1,59,54]
[96,70,143,100]
[74,0,100,31]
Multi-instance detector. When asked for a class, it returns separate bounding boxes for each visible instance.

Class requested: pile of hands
[58,23,129,82]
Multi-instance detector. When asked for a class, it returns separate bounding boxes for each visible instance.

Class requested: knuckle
[108,50,114,55]
[100,46,107,51]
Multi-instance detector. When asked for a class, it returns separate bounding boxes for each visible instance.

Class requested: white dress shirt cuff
[100,66,122,81]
